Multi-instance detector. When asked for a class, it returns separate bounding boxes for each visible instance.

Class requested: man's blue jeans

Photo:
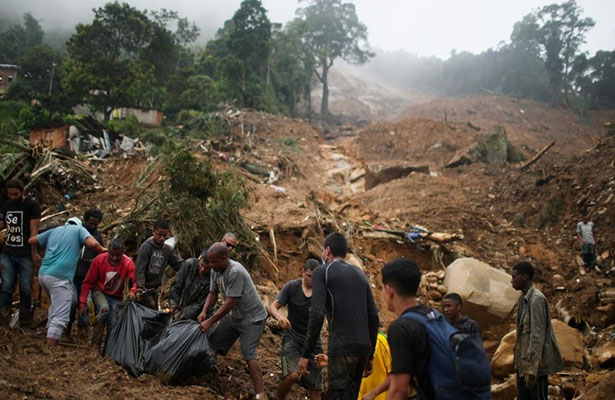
[91,290,120,334]
[70,279,90,329]
[0,252,33,315]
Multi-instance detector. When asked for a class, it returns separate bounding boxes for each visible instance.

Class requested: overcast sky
[3,0,614,59]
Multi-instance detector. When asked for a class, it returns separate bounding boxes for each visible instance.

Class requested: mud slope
[403,95,615,155]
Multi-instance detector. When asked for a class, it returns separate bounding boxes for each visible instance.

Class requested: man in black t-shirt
[135,219,183,309]
[269,259,322,399]
[382,258,433,400]
[299,232,379,400]
[0,178,41,327]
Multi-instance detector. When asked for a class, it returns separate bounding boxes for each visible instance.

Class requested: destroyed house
[29,116,123,156]
[111,107,164,127]
[0,64,18,95]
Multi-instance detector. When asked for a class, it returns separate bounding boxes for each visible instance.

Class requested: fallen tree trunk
[519,141,555,171]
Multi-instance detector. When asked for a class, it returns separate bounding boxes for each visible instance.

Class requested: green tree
[0,13,44,63]
[229,0,271,79]
[7,45,62,100]
[204,0,272,110]
[295,0,373,116]
[574,50,615,107]
[497,44,550,101]
[63,2,198,119]
[270,21,316,117]
[63,2,152,119]
[511,0,594,105]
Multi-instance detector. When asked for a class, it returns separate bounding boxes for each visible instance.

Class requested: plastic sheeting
[143,319,218,384]
[105,301,218,384]
[105,301,170,376]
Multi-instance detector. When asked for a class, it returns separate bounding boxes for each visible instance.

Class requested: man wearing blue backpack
[382,258,491,400]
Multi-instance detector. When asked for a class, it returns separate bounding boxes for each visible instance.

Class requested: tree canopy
[0,13,44,63]
[1,0,614,130]
[62,2,199,119]
[511,0,595,105]
[295,0,373,115]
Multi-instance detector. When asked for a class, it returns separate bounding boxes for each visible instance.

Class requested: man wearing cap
[28,217,106,345]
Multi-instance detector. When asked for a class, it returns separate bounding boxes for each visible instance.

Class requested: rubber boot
[19,309,32,330]
[0,305,11,325]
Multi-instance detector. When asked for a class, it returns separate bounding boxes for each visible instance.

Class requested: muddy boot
[0,305,11,325]
[92,323,104,348]
[19,309,32,330]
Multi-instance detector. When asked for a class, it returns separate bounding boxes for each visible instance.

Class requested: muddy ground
[2,96,615,399]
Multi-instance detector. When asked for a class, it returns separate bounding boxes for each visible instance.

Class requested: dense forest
[0,0,613,136]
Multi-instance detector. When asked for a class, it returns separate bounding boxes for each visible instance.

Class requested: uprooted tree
[108,143,258,267]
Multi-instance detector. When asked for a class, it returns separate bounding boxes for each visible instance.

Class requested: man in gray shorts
[269,259,323,399]
[198,242,268,399]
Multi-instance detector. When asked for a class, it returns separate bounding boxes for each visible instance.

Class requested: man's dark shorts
[281,335,322,391]
[209,315,266,360]
[327,354,369,400]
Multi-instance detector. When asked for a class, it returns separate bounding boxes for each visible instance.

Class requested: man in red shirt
[79,238,136,347]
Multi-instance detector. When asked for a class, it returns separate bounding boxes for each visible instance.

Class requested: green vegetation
[115,143,256,264]
[278,137,299,150]
[0,0,614,136]
[362,0,614,110]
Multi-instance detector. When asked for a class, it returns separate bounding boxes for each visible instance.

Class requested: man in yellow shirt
[358,330,391,400]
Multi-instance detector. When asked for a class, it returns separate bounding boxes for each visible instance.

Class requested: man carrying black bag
[169,247,212,321]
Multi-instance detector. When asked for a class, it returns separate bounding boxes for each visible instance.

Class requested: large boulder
[443,257,518,329]
[578,371,615,400]
[591,341,615,368]
[490,320,585,378]
[491,375,516,400]
[490,330,517,378]
[446,126,525,168]
[364,161,429,190]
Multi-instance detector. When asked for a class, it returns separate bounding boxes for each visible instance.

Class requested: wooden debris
[269,227,278,266]
[519,141,555,171]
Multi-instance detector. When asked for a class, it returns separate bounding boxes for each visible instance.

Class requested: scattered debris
[519,141,555,171]
[364,162,429,190]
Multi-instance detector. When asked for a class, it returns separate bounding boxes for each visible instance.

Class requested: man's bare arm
[387,374,411,400]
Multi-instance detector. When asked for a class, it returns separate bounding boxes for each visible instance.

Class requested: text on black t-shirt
[1,196,41,256]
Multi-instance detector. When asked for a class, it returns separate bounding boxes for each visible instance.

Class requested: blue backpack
[402,308,492,400]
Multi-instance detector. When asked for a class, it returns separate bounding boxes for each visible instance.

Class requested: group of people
[0,177,567,399]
